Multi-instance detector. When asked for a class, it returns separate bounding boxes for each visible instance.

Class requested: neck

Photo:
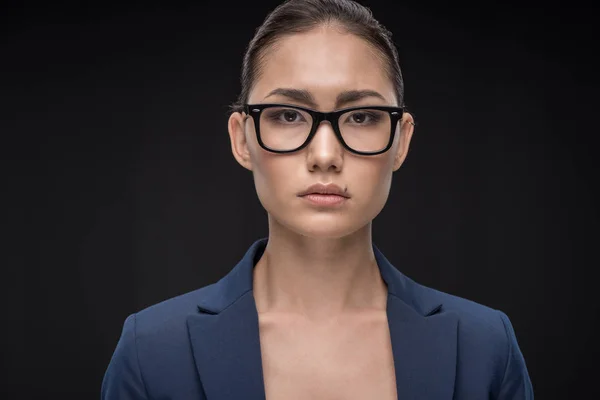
[252,215,388,321]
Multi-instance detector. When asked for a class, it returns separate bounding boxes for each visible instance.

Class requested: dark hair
[229,0,404,114]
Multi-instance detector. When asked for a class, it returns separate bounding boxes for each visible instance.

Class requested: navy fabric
[102,238,533,399]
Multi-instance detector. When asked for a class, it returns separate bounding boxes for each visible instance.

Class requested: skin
[228,23,415,322]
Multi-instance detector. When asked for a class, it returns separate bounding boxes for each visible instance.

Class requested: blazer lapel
[187,291,266,400]
[387,295,458,399]
[187,239,268,400]
[375,245,458,399]
[187,238,458,400]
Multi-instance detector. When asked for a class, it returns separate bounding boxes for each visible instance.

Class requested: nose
[305,121,344,172]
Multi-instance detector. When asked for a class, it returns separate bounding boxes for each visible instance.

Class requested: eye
[282,110,301,122]
[351,112,369,124]
[267,109,306,123]
[345,111,381,125]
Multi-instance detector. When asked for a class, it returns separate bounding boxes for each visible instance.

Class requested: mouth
[299,193,348,206]
[298,183,349,197]
[297,182,350,207]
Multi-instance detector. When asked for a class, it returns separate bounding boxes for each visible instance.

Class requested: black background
[2,0,598,398]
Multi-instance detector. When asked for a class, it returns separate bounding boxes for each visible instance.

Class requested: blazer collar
[187,238,458,399]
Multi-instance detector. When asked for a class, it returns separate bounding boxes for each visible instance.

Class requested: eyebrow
[263,88,387,109]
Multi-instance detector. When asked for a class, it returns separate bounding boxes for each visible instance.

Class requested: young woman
[102,0,533,399]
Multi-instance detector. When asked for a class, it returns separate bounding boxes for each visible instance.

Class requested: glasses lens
[259,106,313,151]
[339,109,392,153]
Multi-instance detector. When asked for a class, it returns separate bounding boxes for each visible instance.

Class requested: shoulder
[102,284,217,399]
[399,274,513,364]
[132,282,218,336]
[405,274,510,335]
[403,276,533,397]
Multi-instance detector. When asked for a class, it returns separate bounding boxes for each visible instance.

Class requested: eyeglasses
[243,103,406,155]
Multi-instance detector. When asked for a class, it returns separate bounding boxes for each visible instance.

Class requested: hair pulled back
[229,0,404,113]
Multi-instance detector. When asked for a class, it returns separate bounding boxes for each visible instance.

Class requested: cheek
[243,119,305,217]
[251,152,296,210]
[352,159,394,210]
[244,126,279,203]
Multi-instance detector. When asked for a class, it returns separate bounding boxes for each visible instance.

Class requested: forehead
[250,25,395,107]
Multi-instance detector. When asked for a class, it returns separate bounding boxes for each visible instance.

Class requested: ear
[393,112,415,171]
[228,111,253,171]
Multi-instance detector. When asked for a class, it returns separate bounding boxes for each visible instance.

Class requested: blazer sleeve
[101,314,149,400]
[496,310,534,399]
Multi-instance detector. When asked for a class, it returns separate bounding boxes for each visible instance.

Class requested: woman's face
[228,24,414,239]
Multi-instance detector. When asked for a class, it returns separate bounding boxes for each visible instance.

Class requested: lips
[297,183,349,198]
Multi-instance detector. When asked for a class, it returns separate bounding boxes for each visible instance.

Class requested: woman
[102,0,533,399]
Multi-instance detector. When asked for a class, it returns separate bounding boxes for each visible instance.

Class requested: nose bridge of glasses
[315,110,341,125]
[312,112,339,137]
[311,110,339,131]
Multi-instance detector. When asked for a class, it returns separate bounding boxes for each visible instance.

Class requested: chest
[258,312,398,400]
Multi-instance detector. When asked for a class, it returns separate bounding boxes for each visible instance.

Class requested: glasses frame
[243,103,406,155]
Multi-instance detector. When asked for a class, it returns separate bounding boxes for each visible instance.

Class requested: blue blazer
[102,238,533,399]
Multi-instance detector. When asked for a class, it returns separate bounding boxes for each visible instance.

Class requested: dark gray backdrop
[2,1,598,398]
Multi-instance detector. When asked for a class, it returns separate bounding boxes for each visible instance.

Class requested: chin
[275,212,371,240]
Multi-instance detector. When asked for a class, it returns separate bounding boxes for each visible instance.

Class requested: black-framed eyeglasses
[243,103,406,155]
